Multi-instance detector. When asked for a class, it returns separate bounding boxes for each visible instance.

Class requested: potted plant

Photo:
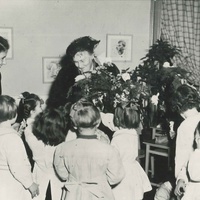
[132,39,189,131]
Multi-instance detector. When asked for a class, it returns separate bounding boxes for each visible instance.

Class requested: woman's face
[73,51,94,73]
[0,51,7,68]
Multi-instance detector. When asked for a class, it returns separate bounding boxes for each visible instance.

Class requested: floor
[142,155,175,200]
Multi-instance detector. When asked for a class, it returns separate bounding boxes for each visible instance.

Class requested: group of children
[0,92,152,200]
[2,90,200,200]
[2,86,200,200]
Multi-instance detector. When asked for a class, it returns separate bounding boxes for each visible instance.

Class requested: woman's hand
[75,74,86,82]
[174,179,186,197]
[28,182,39,199]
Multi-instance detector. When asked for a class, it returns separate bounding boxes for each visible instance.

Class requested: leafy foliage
[67,39,195,129]
[141,39,181,68]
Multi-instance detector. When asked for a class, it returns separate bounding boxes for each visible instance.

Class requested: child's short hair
[70,98,101,128]
[0,95,17,122]
[114,103,140,129]
[32,108,68,146]
[172,84,200,113]
[23,93,43,119]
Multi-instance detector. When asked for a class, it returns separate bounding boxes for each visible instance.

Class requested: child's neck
[119,126,128,130]
[78,127,97,136]
[182,108,199,119]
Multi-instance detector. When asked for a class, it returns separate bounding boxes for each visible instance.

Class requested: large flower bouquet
[67,39,197,129]
[67,63,118,112]
[111,68,151,110]
[67,62,151,125]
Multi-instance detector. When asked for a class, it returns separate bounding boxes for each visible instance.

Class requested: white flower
[169,121,176,139]
[163,62,174,68]
[181,78,187,84]
[18,94,24,99]
[163,62,171,68]
[151,93,159,105]
[169,121,174,132]
[122,73,131,81]
[75,75,86,82]
[137,76,142,81]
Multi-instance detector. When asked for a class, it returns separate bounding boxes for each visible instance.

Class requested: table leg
[145,144,150,175]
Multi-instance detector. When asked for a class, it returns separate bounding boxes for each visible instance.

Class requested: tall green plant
[132,39,188,129]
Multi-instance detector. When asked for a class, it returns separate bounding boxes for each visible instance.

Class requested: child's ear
[30,109,36,114]
[96,120,101,128]
[30,110,34,116]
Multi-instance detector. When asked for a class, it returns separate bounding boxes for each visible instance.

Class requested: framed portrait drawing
[0,27,13,59]
[42,57,61,83]
[106,34,132,62]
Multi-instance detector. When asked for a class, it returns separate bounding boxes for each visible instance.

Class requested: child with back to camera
[64,98,110,144]
[111,102,152,200]
[16,93,43,167]
[21,93,67,200]
[171,84,200,199]
[179,121,200,200]
[54,99,125,200]
[0,95,39,200]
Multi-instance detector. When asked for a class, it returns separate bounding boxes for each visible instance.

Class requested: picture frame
[106,34,132,62]
[0,27,13,59]
[42,57,61,83]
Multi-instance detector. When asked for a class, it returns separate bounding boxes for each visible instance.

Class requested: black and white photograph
[0,1,200,200]
[106,34,132,62]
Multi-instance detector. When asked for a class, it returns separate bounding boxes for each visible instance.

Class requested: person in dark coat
[46,36,119,108]
[46,36,120,139]
[46,36,99,108]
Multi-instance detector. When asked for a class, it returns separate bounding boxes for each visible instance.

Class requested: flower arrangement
[112,68,151,109]
[130,39,195,128]
[67,62,152,127]
[67,39,197,129]
[67,63,118,112]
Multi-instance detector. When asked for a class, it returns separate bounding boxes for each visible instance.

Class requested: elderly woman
[46,36,119,109]
[46,36,119,140]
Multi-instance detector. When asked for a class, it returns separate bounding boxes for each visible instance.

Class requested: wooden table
[143,139,170,186]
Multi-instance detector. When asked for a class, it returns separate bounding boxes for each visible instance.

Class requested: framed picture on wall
[106,34,132,62]
[42,57,61,83]
[0,27,13,59]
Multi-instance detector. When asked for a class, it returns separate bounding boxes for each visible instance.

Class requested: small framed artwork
[0,27,13,59]
[106,34,132,62]
[42,57,61,83]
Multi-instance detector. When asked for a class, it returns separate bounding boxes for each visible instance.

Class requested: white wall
[0,0,151,97]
